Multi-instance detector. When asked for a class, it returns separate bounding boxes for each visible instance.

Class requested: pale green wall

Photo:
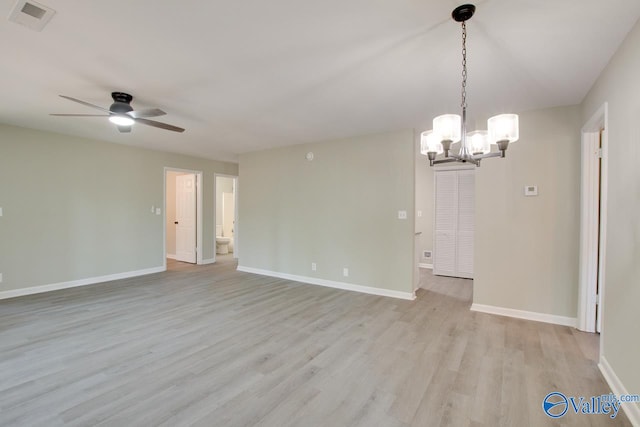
[414,132,434,265]
[0,124,237,292]
[581,18,640,408]
[238,130,415,293]
[473,105,582,317]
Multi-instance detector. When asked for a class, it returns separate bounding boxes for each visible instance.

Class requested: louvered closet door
[434,171,457,277]
[433,168,475,279]
[456,170,475,278]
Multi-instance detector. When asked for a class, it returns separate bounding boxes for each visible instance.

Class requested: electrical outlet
[0,273,3,283]
[151,205,155,213]
[398,210,407,219]
[0,207,3,216]
[155,207,161,215]
[343,268,349,277]
[311,262,317,271]
[417,210,422,217]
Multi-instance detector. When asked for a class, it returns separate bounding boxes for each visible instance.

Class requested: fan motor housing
[110,92,133,113]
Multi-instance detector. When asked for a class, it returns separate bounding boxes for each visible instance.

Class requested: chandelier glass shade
[422,4,519,167]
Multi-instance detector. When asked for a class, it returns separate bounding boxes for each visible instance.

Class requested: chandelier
[421,4,519,167]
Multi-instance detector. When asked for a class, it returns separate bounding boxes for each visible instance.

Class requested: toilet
[216,225,231,254]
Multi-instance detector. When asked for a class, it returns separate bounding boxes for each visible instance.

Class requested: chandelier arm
[473,151,506,160]
[434,157,480,166]
[431,157,461,166]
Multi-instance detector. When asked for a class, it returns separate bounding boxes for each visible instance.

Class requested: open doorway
[164,167,203,267]
[578,103,608,337]
[215,174,238,262]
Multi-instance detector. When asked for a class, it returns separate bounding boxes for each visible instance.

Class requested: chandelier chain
[461,21,467,110]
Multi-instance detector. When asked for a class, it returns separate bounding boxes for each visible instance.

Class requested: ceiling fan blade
[117,126,132,133]
[50,114,110,117]
[59,95,111,113]
[135,118,185,133]
[128,108,166,119]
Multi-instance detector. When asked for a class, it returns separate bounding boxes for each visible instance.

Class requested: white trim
[470,303,577,327]
[196,173,203,265]
[236,266,416,301]
[578,131,600,332]
[418,263,433,269]
[599,356,640,426]
[578,102,608,336]
[201,258,215,265]
[0,266,165,300]
[166,254,177,260]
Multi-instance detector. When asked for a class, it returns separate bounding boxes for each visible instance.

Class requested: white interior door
[175,174,196,263]
[434,171,457,277]
[222,192,235,238]
[456,170,475,277]
[579,131,603,333]
[433,168,475,279]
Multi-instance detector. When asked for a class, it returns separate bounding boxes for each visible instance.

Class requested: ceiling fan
[50,92,185,133]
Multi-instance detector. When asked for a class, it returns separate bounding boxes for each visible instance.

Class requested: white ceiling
[1,0,639,163]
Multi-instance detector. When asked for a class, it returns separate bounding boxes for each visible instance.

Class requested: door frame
[214,173,239,262]
[164,167,203,269]
[578,102,608,338]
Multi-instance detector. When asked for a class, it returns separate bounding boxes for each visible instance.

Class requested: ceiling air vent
[8,0,56,32]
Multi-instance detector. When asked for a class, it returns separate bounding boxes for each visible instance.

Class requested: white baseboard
[236,266,416,301]
[599,356,640,426]
[200,258,215,265]
[166,254,177,260]
[470,303,577,327]
[0,266,165,301]
[418,263,433,269]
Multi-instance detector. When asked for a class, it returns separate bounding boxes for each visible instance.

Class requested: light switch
[151,205,155,213]
[0,207,3,216]
[398,210,407,219]
[417,210,422,217]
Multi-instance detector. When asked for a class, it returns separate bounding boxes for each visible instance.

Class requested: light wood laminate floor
[0,259,630,426]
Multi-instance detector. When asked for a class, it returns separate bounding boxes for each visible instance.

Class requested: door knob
[174,221,178,224]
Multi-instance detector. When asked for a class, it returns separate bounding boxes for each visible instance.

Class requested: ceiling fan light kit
[421,4,519,167]
[51,92,185,133]
[108,115,135,126]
